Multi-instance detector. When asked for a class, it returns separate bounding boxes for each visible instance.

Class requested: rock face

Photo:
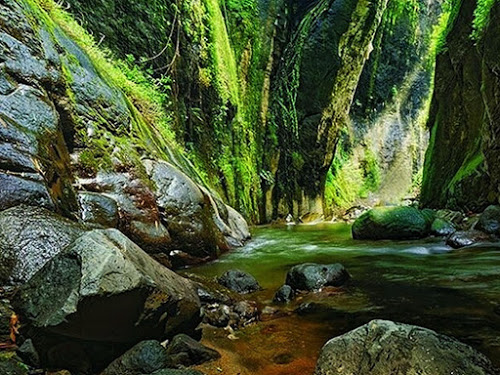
[285,263,349,291]
[0,205,84,285]
[314,320,498,375]
[352,206,434,240]
[13,229,201,369]
[101,340,169,375]
[421,0,500,212]
[217,270,261,294]
[165,334,220,368]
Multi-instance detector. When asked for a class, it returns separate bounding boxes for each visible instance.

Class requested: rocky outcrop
[421,0,500,212]
[314,320,498,375]
[352,206,435,240]
[13,229,201,370]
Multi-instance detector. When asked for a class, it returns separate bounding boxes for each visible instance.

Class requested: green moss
[472,0,497,41]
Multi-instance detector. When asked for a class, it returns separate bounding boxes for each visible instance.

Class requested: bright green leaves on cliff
[472,0,497,40]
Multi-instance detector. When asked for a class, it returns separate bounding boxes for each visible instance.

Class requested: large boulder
[217,270,261,294]
[101,340,169,375]
[144,160,225,259]
[352,206,435,240]
[314,320,497,375]
[285,263,349,291]
[476,205,500,235]
[0,205,84,285]
[79,172,171,254]
[13,229,201,369]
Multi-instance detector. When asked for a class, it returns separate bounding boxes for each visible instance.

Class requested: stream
[185,223,500,375]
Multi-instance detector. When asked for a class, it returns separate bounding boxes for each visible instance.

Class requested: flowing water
[186,223,500,374]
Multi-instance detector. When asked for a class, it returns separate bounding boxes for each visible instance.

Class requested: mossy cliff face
[264,0,389,221]
[63,0,393,222]
[421,0,500,212]
[323,0,445,213]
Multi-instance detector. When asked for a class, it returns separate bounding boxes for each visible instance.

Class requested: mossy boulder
[352,206,435,240]
[431,218,456,237]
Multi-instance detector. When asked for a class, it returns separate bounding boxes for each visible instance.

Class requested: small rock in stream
[273,285,295,303]
[165,334,220,368]
[286,263,349,291]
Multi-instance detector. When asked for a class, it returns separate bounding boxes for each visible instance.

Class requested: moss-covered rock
[352,206,435,240]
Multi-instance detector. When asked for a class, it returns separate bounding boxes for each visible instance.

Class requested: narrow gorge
[0,0,499,374]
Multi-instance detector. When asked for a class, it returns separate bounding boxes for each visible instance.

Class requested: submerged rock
[165,334,220,368]
[285,263,349,291]
[352,206,434,240]
[0,205,84,285]
[273,285,295,304]
[13,229,201,369]
[217,270,261,294]
[446,230,492,249]
[101,340,169,375]
[314,319,497,375]
[477,205,500,235]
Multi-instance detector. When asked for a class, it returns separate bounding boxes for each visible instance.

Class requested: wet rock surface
[0,205,84,285]
[273,285,295,303]
[101,340,169,375]
[446,230,492,249]
[314,320,498,375]
[285,263,349,291]
[217,270,261,294]
[165,334,220,368]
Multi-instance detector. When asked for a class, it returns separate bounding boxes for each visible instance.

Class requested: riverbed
[185,223,500,374]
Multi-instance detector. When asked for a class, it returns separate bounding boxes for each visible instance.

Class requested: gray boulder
[314,320,497,375]
[0,205,84,285]
[144,160,225,259]
[285,263,349,291]
[13,229,201,367]
[217,270,261,294]
[101,340,169,375]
